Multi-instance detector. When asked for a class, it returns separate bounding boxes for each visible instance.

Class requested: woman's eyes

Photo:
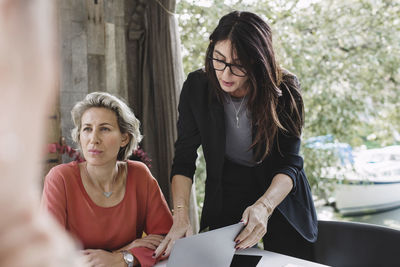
[213,56,241,66]
[82,127,110,132]
[213,55,224,61]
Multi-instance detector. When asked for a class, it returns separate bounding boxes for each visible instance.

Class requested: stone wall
[49,0,198,231]
[57,0,129,152]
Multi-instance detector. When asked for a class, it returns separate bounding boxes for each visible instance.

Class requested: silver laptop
[167,223,244,267]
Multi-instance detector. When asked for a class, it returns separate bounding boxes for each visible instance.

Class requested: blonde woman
[42,92,172,267]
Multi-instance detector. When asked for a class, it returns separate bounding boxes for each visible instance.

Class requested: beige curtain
[126,0,199,232]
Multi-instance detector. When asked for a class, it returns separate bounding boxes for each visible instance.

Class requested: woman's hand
[154,175,194,258]
[81,249,125,267]
[234,201,273,249]
[120,234,165,251]
[153,215,193,258]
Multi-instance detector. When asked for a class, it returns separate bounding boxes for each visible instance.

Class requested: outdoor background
[175,0,400,228]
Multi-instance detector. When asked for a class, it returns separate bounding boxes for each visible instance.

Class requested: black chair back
[313,220,400,267]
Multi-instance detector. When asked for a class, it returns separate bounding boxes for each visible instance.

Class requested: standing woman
[155,11,317,260]
[42,92,172,267]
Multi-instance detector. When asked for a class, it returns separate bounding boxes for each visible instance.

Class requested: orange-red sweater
[41,160,172,267]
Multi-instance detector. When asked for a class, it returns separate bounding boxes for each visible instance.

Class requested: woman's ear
[121,133,130,147]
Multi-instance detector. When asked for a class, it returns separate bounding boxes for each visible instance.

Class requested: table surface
[154,247,329,267]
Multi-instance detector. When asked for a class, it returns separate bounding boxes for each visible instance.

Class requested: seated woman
[41,92,172,267]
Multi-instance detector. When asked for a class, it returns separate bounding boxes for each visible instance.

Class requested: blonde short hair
[71,92,142,161]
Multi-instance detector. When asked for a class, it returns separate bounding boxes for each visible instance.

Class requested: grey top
[223,93,256,167]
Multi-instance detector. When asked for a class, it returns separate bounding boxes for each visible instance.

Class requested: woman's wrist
[172,204,186,214]
[256,197,274,217]
[111,251,130,267]
[114,250,138,267]
[172,205,191,225]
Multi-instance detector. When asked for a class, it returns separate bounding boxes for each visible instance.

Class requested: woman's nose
[222,66,232,78]
[89,131,100,144]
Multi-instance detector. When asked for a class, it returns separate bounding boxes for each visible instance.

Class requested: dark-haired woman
[155,11,317,261]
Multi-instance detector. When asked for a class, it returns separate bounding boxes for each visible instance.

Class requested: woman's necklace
[229,94,247,128]
[84,162,118,198]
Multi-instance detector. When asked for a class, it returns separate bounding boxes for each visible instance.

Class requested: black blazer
[171,69,318,242]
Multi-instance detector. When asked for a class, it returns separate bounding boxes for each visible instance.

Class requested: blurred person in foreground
[41,92,173,267]
[0,0,84,266]
[155,11,318,261]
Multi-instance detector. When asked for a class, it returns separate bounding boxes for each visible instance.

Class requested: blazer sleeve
[170,72,202,181]
[41,167,68,228]
[271,132,303,194]
[271,75,304,194]
[130,167,173,267]
[272,131,318,242]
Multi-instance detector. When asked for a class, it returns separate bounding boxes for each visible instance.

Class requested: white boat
[334,146,400,216]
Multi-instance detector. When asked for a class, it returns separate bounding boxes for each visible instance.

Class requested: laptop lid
[167,223,244,267]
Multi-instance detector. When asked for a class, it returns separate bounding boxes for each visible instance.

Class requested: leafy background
[175,0,400,211]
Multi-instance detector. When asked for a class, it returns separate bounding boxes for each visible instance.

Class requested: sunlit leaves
[176,0,400,200]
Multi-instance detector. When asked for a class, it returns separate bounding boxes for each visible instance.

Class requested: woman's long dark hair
[205,11,304,161]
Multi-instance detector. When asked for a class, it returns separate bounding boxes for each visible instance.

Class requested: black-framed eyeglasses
[208,57,247,77]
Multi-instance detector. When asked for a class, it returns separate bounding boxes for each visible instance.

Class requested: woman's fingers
[138,242,158,250]
[153,236,172,258]
[241,207,250,225]
[119,234,164,252]
[154,234,176,258]
[144,238,162,247]
[185,224,193,237]
[234,207,250,244]
[235,220,255,246]
[236,224,266,249]
[235,202,269,249]
[161,237,175,257]
[134,241,158,250]
[143,234,164,243]
[153,221,191,258]
[130,235,164,250]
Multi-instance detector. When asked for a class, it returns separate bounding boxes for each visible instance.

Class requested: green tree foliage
[176,0,400,202]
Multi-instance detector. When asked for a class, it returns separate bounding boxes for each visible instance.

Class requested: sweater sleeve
[130,165,173,267]
[129,247,158,267]
[41,167,68,228]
